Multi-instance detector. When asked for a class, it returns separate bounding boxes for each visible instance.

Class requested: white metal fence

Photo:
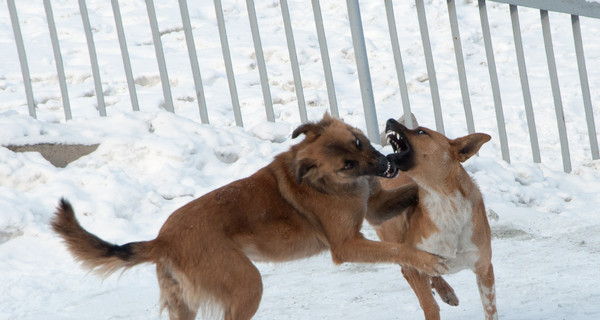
[4,0,600,172]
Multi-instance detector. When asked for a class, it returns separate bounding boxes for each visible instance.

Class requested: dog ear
[295,158,317,184]
[452,133,491,162]
[291,113,335,139]
[292,123,322,139]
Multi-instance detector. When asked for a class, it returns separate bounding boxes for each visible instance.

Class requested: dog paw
[436,290,459,306]
[443,292,459,306]
[431,277,459,306]
[412,253,448,276]
[432,290,460,306]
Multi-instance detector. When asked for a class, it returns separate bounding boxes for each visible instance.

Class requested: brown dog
[51,114,447,320]
[370,118,496,320]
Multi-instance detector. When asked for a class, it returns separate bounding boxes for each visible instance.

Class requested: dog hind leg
[156,262,198,320]
[476,264,498,320]
[220,253,263,320]
[402,267,440,320]
[431,276,459,306]
[182,246,262,320]
[155,241,263,320]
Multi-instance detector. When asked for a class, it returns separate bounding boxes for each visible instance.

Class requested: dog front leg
[366,182,418,225]
[402,267,440,320]
[476,263,498,320]
[329,235,447,276]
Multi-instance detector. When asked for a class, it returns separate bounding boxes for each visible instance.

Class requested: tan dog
[51,114,447,320]
[371,118,496,320]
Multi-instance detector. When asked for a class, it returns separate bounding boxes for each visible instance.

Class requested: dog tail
[51,198,158,277]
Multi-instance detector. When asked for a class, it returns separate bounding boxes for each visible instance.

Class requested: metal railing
[4,0,600,172]
[488,0,600,172]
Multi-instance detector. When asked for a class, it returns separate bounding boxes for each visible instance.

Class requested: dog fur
[51,114,448,320]
[371,118,497,320]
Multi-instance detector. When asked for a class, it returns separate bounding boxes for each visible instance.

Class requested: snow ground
[1,0,600,319]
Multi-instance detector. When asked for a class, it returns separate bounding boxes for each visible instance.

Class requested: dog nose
[377,152,390,172]
[385,118,399,132]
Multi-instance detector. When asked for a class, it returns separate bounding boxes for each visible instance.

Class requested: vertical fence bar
[7,0,36,118]
[145,0,174,113]
[280,0,308,123]
[540,9,571,172]
[415,0,444,134]
[111,0,139,111]
[213,0,243,127]
[346,0,378,143]
[571,14,599,160]
[79,0,106,117]
[43,0,72,120]
[178,0,209,124]
[311,0,339,118]
[478,0,509,163]
[447,0,475,134]
[384,0,413,128]
[246,0,275,122]
[509,4,541,163]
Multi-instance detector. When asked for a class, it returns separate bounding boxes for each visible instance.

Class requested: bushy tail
[51,198,157,277]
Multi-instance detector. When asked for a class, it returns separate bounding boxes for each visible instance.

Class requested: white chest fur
[416,188,479,274]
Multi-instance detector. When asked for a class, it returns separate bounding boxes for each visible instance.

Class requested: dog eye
[416,129,427,135]
[343,160,357,170]
[355,138,362,150]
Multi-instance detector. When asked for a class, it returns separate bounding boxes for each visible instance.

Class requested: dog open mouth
[384,122,414,172]
[386,129,410,156]
[380,159,399,178]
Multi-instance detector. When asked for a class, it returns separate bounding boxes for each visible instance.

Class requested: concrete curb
[6,144,99,168]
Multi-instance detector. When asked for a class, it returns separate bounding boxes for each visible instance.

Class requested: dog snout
[385,118,399,132]
[386,118,408,133]
[367,147,386,169]
[365,144,398,178]
[372,148,393,174]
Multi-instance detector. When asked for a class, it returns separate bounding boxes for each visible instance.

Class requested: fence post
[213,0,243,127]
[509,4,541,163]
[571,14,599,160]
[541,9,571,173]
[346,0,379,144]
[280,0,308,123]
[79,0,107,117]
[246,0,275,122]
[145,0,174,113]
[415,0,444,134]
[7,0,36,118]
[447,0,474,134]
[478,0,510,163]
[311,0,339,118]
[384,0,413,128]
[178,0,209,124]
[44,0,72,120]
[111,0,140,112]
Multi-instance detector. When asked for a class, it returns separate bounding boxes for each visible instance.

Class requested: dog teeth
[386,131,403,152]
[386,132,401,141]
[385,131,401,140]
[383,161,397,178]
[384,162,391,176]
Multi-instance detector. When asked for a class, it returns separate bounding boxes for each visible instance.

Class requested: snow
[1,0,600,319]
